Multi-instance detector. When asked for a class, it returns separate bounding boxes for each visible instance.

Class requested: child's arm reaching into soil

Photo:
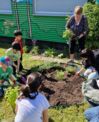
[75,67,84,76]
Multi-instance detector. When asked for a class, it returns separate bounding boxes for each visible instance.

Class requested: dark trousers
[13,55,23,75]
[69,36,86,54]
[86,97,99,107]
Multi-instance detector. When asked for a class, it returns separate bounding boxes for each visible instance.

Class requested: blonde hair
[74,6,83,15]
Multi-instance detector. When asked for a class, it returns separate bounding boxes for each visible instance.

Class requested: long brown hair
[20,72,43,99]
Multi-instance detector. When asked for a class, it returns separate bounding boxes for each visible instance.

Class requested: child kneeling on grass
[83,79,99,121]
[15,72,50,122]
[84,80,99,122]
[0,56,16,85]
[6,43,21,75]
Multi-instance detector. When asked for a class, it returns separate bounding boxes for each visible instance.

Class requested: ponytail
[19,72,43,100]
[20,85,38,99]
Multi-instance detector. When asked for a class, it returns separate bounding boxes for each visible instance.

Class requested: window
[33,0,87,16]
[0,0,12,14]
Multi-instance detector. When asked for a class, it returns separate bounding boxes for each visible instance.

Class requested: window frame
[33,0,87,16]
[0,0,12,14]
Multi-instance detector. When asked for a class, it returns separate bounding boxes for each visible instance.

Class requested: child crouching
[15,72,50,122]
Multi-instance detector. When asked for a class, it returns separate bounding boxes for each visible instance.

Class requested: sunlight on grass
[0,44,89,122]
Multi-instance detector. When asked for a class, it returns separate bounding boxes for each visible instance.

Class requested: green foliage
[65,66,77,75]
[23,45,32,53]
[4,87,19,110]
[31,46,40,55]
[88,0,95,4]
[63,29,74,40]
[44,48,58,57]
[54,70,65,80]
[0,100,15,121]
[57,53,64,58]
[38,62,60,72]
[0,43,89,122]
[83,3,99,48]
[49,103,89,122]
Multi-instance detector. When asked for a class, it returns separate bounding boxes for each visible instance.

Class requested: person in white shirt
[15,72,50,122]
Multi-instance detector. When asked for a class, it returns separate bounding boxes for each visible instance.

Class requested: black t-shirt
[83,49,99,73]
[93,49,99,72]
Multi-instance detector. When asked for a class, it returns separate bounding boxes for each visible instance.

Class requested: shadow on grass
[0,42,11,49]
[49,118,55,122]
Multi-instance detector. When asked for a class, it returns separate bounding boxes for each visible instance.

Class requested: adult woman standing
[66,6,89,61]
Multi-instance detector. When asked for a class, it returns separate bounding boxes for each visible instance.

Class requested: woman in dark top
[66,6,89,61]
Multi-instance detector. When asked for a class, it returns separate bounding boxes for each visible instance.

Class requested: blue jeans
[84,106,99,122]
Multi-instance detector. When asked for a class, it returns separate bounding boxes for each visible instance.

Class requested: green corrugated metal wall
[0,1,66,43]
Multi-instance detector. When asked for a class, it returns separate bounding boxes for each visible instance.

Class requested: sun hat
[0,57,8,65]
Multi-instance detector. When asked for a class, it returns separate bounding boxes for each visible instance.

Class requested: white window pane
[0,0,12,14]
[34,0,87,16]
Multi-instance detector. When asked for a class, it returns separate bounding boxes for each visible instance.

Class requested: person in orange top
[12,30,23,72]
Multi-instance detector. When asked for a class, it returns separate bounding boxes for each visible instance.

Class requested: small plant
[54,70,65,81]
[63,29,74,40]
[58,53,64,58]
[43,48,58,57]
[23,45,32,53]
[65,66,77,75]
[38,62,60,72]
[31,46,39,55]
[4,87,19,111]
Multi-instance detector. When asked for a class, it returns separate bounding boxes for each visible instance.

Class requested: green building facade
[0,0,87,43]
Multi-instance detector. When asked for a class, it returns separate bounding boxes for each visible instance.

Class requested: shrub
[43,48,58,57]
[83,3,99,48]
[4,87,19,111]
[31,46,40,55]
[88,0,95,4]
[65,66,77,75]
[54,70,65,81]
[23,45,32,53]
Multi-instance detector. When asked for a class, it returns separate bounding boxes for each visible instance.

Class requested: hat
[14,30,22,36]
[12,43,21,51]
[0,57,8,65]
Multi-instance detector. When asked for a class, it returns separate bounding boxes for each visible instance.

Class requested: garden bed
[40,66,84,106]
[18,63,84,106]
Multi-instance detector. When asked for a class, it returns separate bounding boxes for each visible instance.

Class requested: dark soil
[18,65,84,106]
[41,71,84,106]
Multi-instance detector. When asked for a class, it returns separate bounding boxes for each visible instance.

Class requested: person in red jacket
[12,30,24,72]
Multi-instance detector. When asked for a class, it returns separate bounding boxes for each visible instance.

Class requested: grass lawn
[0,43,88,122]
